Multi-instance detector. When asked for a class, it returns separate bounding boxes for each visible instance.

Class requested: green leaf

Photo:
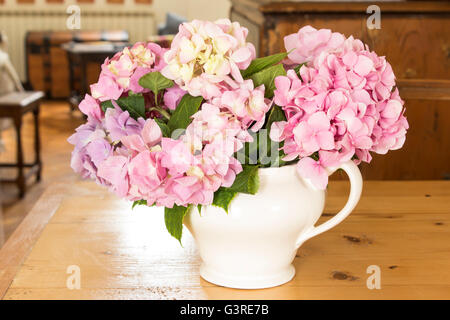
[250,64,287,98]
[101,96,146,119]
[228,165,259,194]
[128,91,141,97]
[116,95,146,120]
[154,118,171,137]
[164,205,189,243]
[167,94,203,134]
[261,105,290,168]
[212,188,237,213]
[132,199,147,209]
[310,151,320,161]
[236,105,288,167]
[266,104,287,129]
[235,130,260,166]
[100,100,114,113]
[138,71,174,97]
[241,52,288,78]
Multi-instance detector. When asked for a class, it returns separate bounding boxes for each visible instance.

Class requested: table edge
[0,183,67,299]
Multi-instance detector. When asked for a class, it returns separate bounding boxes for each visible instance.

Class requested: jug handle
[296,160,363,248]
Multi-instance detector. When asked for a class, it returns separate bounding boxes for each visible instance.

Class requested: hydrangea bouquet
[69,21,408,242]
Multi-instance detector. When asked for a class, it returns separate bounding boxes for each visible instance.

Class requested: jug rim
[258,163,297,177]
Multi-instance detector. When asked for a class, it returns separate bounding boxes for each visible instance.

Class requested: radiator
[0,8,156,81]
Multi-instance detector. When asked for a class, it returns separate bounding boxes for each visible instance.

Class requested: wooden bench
[0,91,44,198]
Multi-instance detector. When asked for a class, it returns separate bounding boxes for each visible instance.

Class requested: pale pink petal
[354,55,374,76]
[121,135,147,153]
[270,121,287,142]
[316,130,335,150]
[231,47,252,64]
[381,99,403,119]
[297,157,328,190]
[142,119,162,147]
[307,112,330,131]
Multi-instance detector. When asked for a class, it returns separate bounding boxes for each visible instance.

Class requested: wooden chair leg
[33,105,42,182]
[13,115,25,198]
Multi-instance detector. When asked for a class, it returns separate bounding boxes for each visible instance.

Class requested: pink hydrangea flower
[115,119,167,202]
[128,66,152,94]
[296,150,340,190]
[127,150,166,201]
[163,85,187,110]
[78,94,103,123]
[293,112,335,155]
[90,74,123,102]
[187,102,253,149]
[219,80,271,131]
[91,42,167,101]
[271,27,408,189]
[103,103,146,143]
[161,137,243,207]
[160,138,196,176]
[157,130,244,207]
[70,96,250,208]
[370,89,409,154]
[97,155,130,197]
[161,19,255,99]
[70,24,409,208]
[68,121,112,185]
[284,26,345,65]
[121,118,163,154]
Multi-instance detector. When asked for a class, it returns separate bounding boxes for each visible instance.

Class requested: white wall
[1,0,231,25]
[186,0,231,22]
[153,0,231,25]
[1,0,156,80]
[1,0,149,9]
[0,0,231,81]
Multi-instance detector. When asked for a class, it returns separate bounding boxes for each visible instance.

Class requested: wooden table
[1,180,449,300]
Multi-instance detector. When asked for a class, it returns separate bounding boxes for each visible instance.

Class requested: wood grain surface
[1,180,449,300]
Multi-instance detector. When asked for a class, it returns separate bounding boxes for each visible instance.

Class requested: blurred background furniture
[0,6,155,85]
[0,31,22,153]
[0,31,8,244]
[157,12,187,35]
[25,30,129,99]
[63,41,129,108]
[0,91,44,199]
[231,0,450,180]
[0,31,44,198]
[147,34,175,49]
[0,183,3,246]
[147,12,186,49]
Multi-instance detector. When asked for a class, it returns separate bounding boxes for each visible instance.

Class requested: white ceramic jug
[184,160,363,289]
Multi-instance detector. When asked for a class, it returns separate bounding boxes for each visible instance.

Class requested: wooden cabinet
[25,30,129,99]
[231,0,450,180]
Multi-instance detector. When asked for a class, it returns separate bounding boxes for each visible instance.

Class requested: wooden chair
[0,183,3,245]
[0,31,19,152]
[0,31,44,198]
[0,93,44,199]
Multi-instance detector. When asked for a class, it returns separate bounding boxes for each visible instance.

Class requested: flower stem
[149,107,171,121]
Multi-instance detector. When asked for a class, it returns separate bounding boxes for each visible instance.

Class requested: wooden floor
[0,101,84,247]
